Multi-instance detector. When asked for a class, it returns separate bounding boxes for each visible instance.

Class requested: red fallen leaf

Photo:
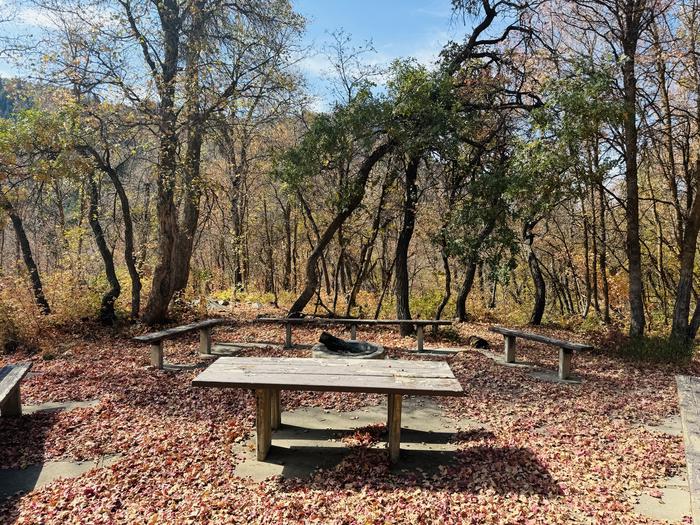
[648,489,663,499]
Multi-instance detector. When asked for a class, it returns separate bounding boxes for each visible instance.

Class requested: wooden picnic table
[192,357,464,463]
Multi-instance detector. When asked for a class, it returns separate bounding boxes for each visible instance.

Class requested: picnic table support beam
[504,335,516,363]
[256,389,272,460]
[559,348,572,380]
[350,325,357,340]
[285,323,293,348]
[1,386,21,417]
[416,326,424,352]
[387,393,402,463]
[270,390,281,430]
[150,342,164,369]
[199,327,212,355]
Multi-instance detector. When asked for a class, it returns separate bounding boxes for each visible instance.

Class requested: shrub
[617,334,695,364]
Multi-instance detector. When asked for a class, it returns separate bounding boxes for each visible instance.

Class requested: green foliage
[272,88,389,209]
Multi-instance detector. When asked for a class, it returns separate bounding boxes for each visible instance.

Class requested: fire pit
[311,331,386,360]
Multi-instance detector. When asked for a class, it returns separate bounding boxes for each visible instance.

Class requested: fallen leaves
[0,312,692,523]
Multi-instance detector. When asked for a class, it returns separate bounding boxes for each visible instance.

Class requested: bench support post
[256,389,272,460]
[387,393,402,463]
[270,390,281,430]
[559,347,572,380]
[416,326,424,352]
[150,342,164,369]
[1,386,21,417]
[199,328,212,355]
[504,335,516,363]
[350,325,357,340]
[284,323,293,348]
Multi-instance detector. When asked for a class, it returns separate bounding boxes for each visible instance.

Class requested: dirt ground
[0,305,695,524]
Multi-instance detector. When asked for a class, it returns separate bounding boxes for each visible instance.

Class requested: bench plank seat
[489,326,592,380]
[133,318,228,344]
[489,326,592,351]
[134,319,230,369]
[0,362,32,417]
[254,317,453,352]
[193,357,463,463]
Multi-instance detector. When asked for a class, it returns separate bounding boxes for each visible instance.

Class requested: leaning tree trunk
[87,171,121,325]
[527,244,546,325]
[455,260,477,322]
[108,169,141,319]
[81,145,141,319]
[0,190,50,314]
[289,142,393,316]
[395,156,420,336]
[433,229,452,333]
[454,217,498,321]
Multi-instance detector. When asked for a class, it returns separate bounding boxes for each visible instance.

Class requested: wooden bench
[488,326,592,380]
[133,319,230,369]
[676,375,700,522]
[254,318,453,352]
[0,362,32,417]
[192,356,464,463]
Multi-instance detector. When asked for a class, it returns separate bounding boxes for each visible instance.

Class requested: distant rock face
[467,336,490,349]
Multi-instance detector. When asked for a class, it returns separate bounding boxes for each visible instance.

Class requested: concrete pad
[528,370,582,385]
[233,398,486,481]
[23,400,100,415]
[633,475,691,523]
[0,455,121,499]
[644,414,683,437]
[474,348,536,369]
[211,342,281,355]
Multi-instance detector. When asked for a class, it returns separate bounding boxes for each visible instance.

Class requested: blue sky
[0,0,464,103]
[293,0,462,106]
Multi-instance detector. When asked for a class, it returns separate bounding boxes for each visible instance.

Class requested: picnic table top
[192,357,464,396]
[254,317,453,326]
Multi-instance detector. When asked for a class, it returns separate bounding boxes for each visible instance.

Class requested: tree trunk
[141,0,182,325]
[395,156,420,335]
[87,172,121,324]
[434,228,452,327]
[455,260,477,322]
[622,43,645,337]
[0,190,50,314]
[672,158,700,339]
[289,142,392,316]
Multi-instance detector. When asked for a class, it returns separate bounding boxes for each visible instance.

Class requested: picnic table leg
[350,325,357,340]
[270,390,281,430]
[256,389,272,460]
[416,326,424,352]
[387,393,402,463]
[559,348,572,380]
[285,323,293,348]
[199,327,212,355]
[504,336,516,363]
[1,386,21,417]
[150,342,164,369]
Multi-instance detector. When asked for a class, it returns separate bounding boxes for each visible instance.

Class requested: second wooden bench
[489,326,592,380]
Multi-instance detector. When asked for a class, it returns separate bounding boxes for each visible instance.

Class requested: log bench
[488,326,592,380]
[254,318,453,352]
[192,356,464,463]
[0,362,32,417]
[133,319,230,369]
[676,375,700,523]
